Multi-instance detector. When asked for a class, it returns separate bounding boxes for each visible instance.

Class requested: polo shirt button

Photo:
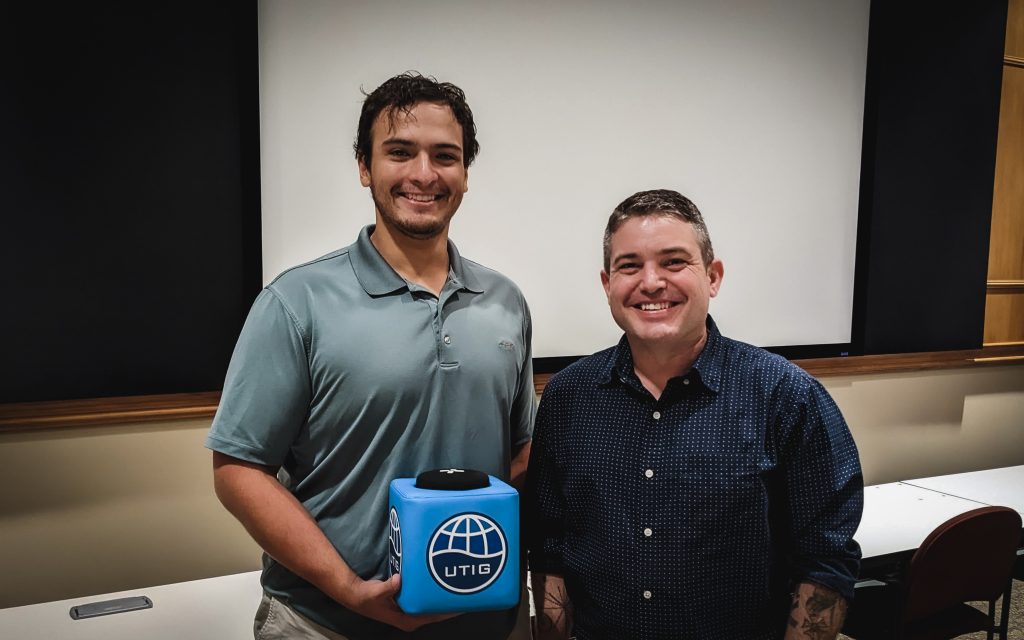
[683,378,690,385]
[644,469,654,478]
[643,590,653,600]
[443,335,451,345]
[643,527,652,537]
[652,411,661,420]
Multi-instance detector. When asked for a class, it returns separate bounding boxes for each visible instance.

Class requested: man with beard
[207,73,534,640]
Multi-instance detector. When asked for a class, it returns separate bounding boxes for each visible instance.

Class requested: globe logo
[388,507,402,576]
[428,513,507,594]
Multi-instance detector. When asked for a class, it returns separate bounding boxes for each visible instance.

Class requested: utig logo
[388,507,402,576]
[428,513,506,594]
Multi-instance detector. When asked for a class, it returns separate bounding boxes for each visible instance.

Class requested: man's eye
[437,153,460,163]
[387,148,411,158]
[665,258,688,269]
[616,263,641,273]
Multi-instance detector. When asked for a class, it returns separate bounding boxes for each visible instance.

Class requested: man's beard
[371,187,454,240]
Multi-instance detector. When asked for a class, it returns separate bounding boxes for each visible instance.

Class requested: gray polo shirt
[206,225,534,638]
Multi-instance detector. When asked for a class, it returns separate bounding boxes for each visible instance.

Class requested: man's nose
[410,153,437,184]
[639,265,665,292]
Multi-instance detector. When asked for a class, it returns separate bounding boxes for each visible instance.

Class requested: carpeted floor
[839,578,1024,639]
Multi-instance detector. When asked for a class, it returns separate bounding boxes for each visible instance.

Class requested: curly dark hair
[603,189,715,272]
[354,72,480,168]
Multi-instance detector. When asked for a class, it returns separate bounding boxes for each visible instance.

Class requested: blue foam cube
[388,473,519,614]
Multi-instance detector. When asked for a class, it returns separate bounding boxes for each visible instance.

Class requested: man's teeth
[403,193,440,202]
[639,302,671,311]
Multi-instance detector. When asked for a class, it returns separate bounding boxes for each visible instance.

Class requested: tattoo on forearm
[788,584,847,640]
[536,584,572,632]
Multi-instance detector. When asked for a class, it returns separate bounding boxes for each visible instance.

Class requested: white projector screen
[258,0,869,358]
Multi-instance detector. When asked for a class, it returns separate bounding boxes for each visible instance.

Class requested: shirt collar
[597,315,723,394]
[690,315,723,393]
[349,225,485,296]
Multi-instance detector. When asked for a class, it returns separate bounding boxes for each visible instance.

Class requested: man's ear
[358,157,371,188]
[708,259,724,298]
[600,269,611,302]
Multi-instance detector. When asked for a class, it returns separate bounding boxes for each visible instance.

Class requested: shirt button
[682,378,690,385]
[643,590,653,600]
[443,335,451,345]
[652,411,661,420]
[644,469,654,478]
[643,527,652,537]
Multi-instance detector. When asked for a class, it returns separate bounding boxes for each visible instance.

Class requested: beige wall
[0,419,261,609]
[822,364,1024,484]
[1,363,1022,609]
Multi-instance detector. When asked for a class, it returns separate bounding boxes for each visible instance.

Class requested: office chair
[843,505,1022,640]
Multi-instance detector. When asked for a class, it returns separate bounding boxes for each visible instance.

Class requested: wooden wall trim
[3,346,1022,433]
[988,279,1024,291]
[1006,55,1024,68]
[0,392,222,433]
[789,344,1024,376]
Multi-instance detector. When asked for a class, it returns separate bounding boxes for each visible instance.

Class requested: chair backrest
[900,505,1022,626]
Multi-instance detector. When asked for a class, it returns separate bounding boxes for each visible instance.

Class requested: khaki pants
[254,594,352,640]
[253,590,532,640]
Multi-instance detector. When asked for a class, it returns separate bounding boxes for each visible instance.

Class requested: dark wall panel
[1,4,261,402]
[854,2,1007,354]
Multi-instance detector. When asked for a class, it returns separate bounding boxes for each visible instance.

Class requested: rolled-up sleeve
[524,377,568,575]
[778,375,863,600]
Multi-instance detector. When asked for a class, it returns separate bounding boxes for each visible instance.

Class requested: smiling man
[206,73,534,640]
[525,189,863,640]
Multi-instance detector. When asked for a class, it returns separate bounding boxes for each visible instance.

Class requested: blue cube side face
[390,478,519,614]
[387,503,402,578]
[388,482,430,590]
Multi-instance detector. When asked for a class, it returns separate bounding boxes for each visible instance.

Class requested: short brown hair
[603,189,715,272]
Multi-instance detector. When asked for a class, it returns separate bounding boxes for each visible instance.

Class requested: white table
[855,482,988,560]
[0,571,262,639]
[901,465,1024,516]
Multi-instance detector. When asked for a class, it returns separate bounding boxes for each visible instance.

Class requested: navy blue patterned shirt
[525,317,863,640]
